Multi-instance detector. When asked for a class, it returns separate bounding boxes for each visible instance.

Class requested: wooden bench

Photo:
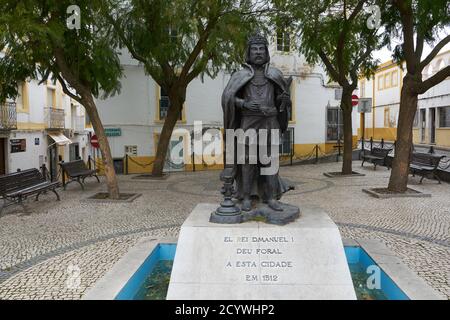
[361,147,393,170]
[0,168,61,214]
[60,159,100,190]
[410,152,445,184]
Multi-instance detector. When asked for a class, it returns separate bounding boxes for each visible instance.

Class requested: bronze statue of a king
[213,33,299,225]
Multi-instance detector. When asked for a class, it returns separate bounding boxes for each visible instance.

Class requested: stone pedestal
[167,203,356,300]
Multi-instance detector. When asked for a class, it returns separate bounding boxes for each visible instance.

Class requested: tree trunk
[52,48,120,199]
[152,92,184,177]
[341,89,354,175]
[83,95,120,199]
[388,79,418,193]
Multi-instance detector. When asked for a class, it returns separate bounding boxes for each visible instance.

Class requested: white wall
[97,65,154,126]
[11,76,93,172]
[16,80,46,124]
[9,131,47,172]
[184,73,227,126]
[105,125,154,158]
[296,76,328,144]
[419,51,450,110]
[96,45,358,158]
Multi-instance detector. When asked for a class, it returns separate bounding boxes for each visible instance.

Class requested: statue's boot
[268,199,283,211]
[242,199,252,211]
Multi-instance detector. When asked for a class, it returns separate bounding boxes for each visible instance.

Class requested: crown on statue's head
[248,32,268,46]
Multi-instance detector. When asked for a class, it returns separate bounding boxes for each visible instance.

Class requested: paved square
[0,161,449,299]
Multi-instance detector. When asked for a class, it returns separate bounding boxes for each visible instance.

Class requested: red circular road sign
[90,135,100,149]
[352,95,359,106]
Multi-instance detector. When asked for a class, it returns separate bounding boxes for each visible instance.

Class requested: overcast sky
[372,28,450,63]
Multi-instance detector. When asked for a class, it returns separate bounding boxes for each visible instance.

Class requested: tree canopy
[378,0,450,193]
[103,0,265,88]
[270,0,387,174]
[0,0,123,103]
[273,0,387,87]
[380,0,450,94]
[102,0,266,176]
[0,0,125,198]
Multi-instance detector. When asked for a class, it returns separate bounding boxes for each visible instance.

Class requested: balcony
[72,115,85,133]
[0,102,18,130]
[45,107,65,129]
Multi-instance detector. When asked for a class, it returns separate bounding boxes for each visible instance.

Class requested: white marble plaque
[167,203,356,300]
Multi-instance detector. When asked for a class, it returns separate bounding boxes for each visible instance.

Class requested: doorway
[49,142,58,181]
[69,143,80,161]
[420,109,426,143]
[0,138,6,175]
[430,108,436,144]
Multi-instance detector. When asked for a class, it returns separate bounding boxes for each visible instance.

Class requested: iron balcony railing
[45,107,65,129]
[0,102,18,130]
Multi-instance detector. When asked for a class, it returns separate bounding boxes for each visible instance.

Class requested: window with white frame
[360,81,366,98]
[326,107,343,141]
[413,110,419,128]
[389,109,398,127]
[16,83,23,107]
[159,87,182,121]
[391,70,398,87]
[47,87,56,108]
[378,75,384,90]
[384,108,390,127]
[384,73,391,88]
[276,29,290,52]
[279,128,293,155]
[439,106,450,128]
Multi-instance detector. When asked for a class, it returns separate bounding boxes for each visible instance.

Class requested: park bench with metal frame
[409,152,445,184]
[60,159,100,190]
[361,147,393,170]
[0,168,61,214]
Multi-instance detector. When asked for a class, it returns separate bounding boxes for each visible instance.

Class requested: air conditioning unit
[64,129,75,138]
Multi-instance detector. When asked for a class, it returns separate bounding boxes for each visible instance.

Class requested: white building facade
[356,50,450,148]
[0,69,93,178]
[96,37,360,174]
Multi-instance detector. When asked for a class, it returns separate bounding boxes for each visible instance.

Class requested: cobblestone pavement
[0,161,449,299]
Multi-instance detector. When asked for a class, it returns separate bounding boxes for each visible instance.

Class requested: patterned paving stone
[0,161,448,299]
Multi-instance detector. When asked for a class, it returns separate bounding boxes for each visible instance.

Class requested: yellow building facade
[357,50,450,149]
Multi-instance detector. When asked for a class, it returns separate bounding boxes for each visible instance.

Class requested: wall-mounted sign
[35,138,40,145]
[352,95,359,106]
[105,128,122,137]
[11,139,26,153]
[90,135,100,149]
[125,145,138,156]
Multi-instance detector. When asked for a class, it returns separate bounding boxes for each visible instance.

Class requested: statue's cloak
[222,63,294,200]
[222,63,291,132]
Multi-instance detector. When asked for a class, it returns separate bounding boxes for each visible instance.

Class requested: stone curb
[343,238,446,300]
[323,172,366,178]
[83,236,175,300]
[83,193,142,203]
[362,188,431,199]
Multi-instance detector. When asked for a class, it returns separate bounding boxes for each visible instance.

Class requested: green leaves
[380,0,450,69]
[104,0,263,88]
[0,0,123,103]
[0,0,268,103]
[273,0,386,87]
